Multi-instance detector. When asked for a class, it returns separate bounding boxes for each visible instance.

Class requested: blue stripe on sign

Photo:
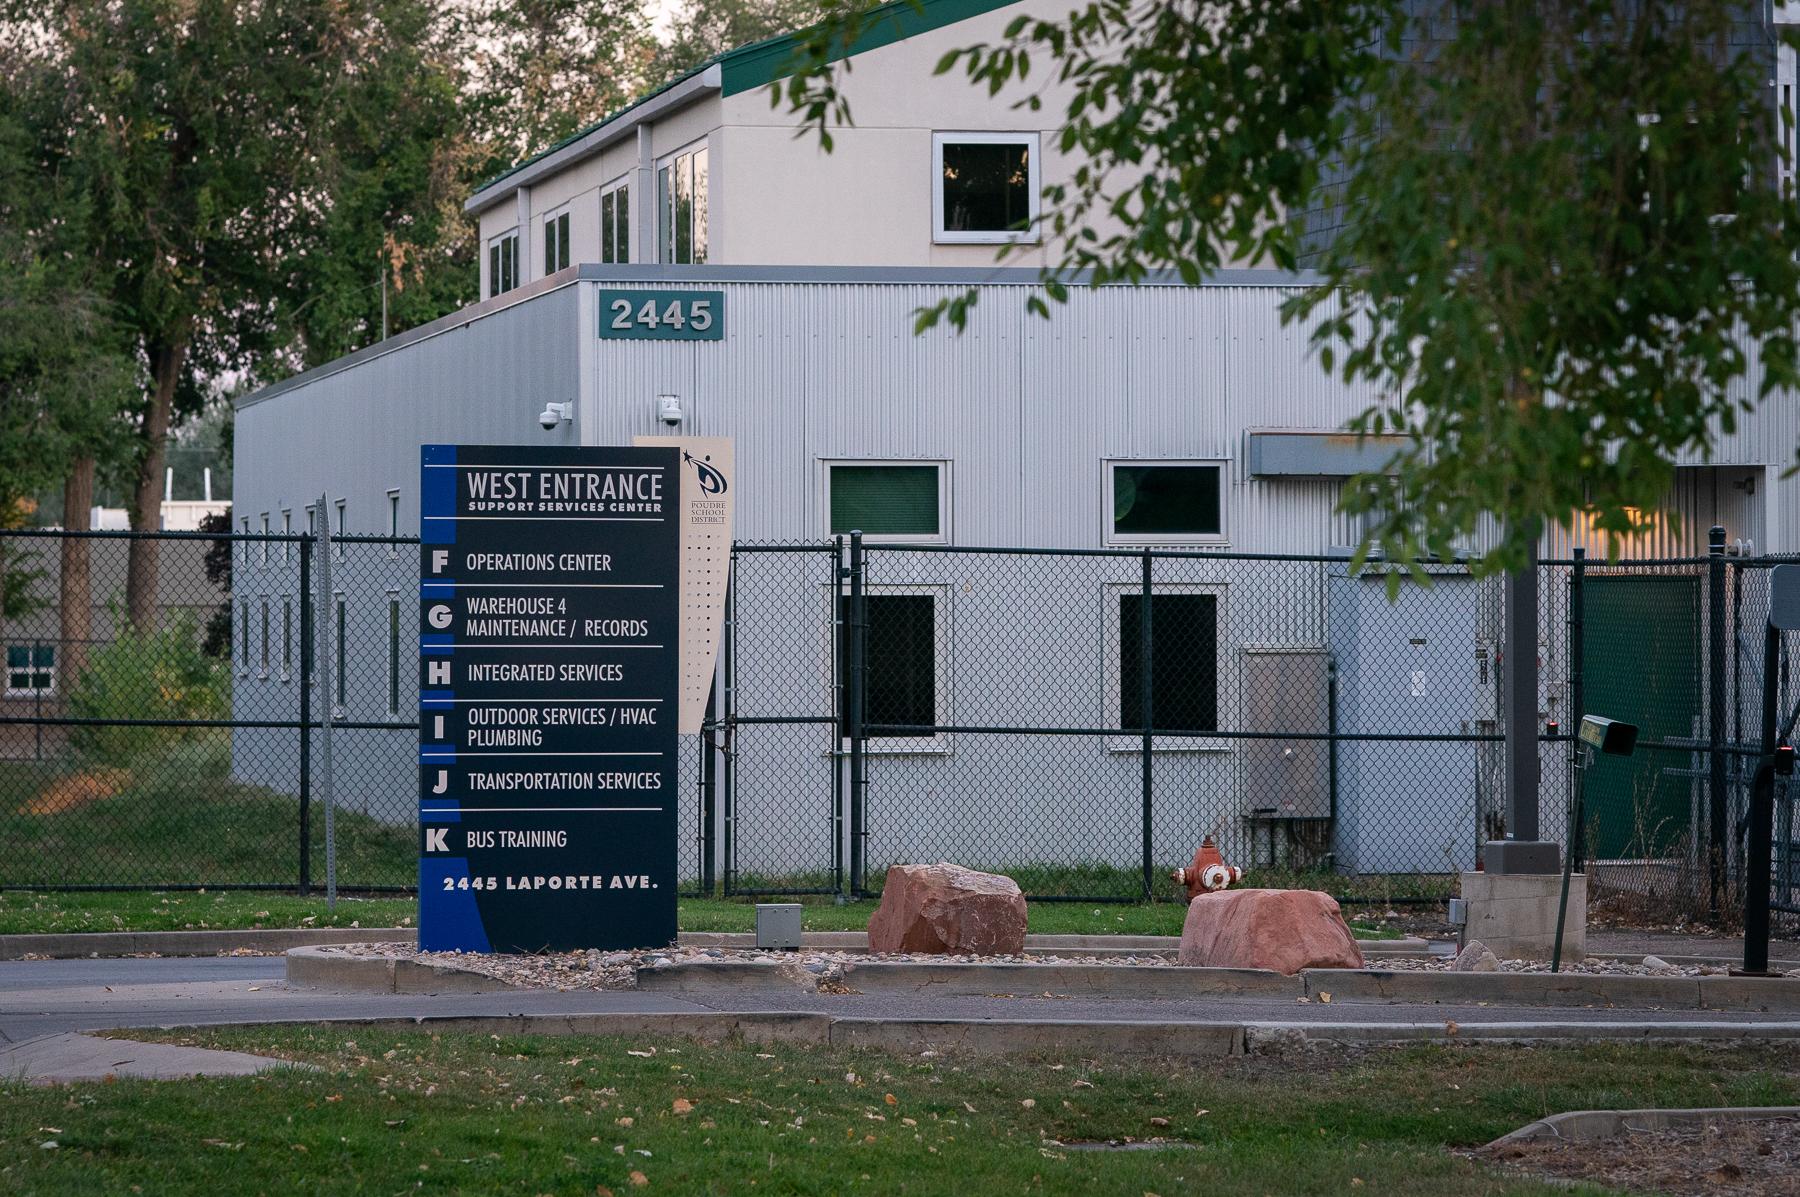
[419,857,491,953]
[420,634,454,655]
[420,690,455,709]
[420,747,456,764]
[420,802,462,823]
[421,444,458,546]
[420,581,456,597]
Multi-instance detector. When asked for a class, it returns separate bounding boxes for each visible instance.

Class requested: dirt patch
[19,768,131,815]
[1483,1118,1800,1196]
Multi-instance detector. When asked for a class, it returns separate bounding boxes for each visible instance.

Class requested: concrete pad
[1461,871,1584,959]
[0,1032,309,1084]
[1488,1106,1800,1147]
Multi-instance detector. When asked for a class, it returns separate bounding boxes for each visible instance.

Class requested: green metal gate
[1580,574,1702,860]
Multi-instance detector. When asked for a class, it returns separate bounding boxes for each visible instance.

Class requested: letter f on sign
[425,828,448,853]
[431,550,449,574]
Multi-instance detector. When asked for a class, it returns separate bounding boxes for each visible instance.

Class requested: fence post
[847,531,868,899]
[699,675,717,897]
[1140,549,1154,902]
[1707,525,1728,919]
[829,536,844,899]
[315,495,336,912]
[1568,547,1585,871]
[298,533,312,895]
[722,546,737,897]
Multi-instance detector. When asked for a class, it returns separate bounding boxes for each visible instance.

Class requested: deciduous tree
[784,0,1800,573]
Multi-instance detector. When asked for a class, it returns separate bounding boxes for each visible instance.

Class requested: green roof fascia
[471,0,1023,200]
[717,0,1025,97]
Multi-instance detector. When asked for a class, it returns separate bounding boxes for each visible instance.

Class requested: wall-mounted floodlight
[1577,714,1638,757]
[538,401,573,430]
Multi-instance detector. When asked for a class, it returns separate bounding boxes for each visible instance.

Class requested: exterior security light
[538,401,572,430]
[656,394,684,425]
[1577,714,1638,756]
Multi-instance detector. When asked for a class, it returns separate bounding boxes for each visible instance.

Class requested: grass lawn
[6,1031,1797,1194]
[0,754,414,890]
[0,890,1398,939]
[0,890,418,935]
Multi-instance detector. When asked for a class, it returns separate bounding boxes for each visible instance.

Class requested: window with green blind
[828,465,942,538]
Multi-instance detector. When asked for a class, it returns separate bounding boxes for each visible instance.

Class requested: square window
[657,145,708,264]
[489,230,519,297]
[933,133,1040,244]
[1104,584,1229,752]
[826,463,946,542]
[835,588,949,749]
[1106,462,1225,544]
[5,644,54,696]
[1118,593,1217,733]
[601,181,631,264]
[543,210,570,274]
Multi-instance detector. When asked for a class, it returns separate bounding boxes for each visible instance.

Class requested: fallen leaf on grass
[672,1099,694,1116]
[1020,1099,1035,1109]
[1148,1117,1170,1128]
[615,1117,634,1127]
[628,1171,648,1187]
[884,1093,897,1105]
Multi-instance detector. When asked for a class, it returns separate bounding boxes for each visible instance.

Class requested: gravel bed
[1377,955,1800,978]
[307,942,1800,990]
[310,943,1180,992]
[1482,1118,1800,1196]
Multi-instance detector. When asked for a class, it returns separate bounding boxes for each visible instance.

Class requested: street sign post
[1744,564,1800,975]
[417,444,680,952]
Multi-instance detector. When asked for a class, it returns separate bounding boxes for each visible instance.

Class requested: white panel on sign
[634,436,735,733]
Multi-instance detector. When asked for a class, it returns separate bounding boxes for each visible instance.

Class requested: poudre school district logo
[683,450,728,495]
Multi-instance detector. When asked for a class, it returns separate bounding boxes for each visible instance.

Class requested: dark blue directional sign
[418,444,679,952]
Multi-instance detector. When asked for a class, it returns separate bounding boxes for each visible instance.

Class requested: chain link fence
[2,524,1794,929]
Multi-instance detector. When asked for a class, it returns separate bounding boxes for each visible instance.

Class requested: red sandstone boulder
[1177,888,1364,975]
[867,863,1028,955]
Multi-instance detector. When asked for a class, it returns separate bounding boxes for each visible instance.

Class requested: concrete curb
[1300,968,1800,1012]
[1249,1021,1800,1049]
[1487,1105,1800,1147]
[0,927,415,961]
[638,960,1302,999]
[284,946,510,994]
[130,1010,1800,1056]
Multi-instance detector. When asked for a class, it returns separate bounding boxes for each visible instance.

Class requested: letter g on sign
[428,604,453,629]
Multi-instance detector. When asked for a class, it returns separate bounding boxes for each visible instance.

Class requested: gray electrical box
[1240,648,1330,819]
[755,903,803,950]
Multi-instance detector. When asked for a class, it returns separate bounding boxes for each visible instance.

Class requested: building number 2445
[608,296,713,332]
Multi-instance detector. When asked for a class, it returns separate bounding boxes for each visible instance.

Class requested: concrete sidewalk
[0,1032,308,1084]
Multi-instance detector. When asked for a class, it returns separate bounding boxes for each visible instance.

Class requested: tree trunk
[59,458,95,683]
[125,338,188,630]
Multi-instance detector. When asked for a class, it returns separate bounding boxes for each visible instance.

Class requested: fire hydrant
[1172,836,1242,903]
